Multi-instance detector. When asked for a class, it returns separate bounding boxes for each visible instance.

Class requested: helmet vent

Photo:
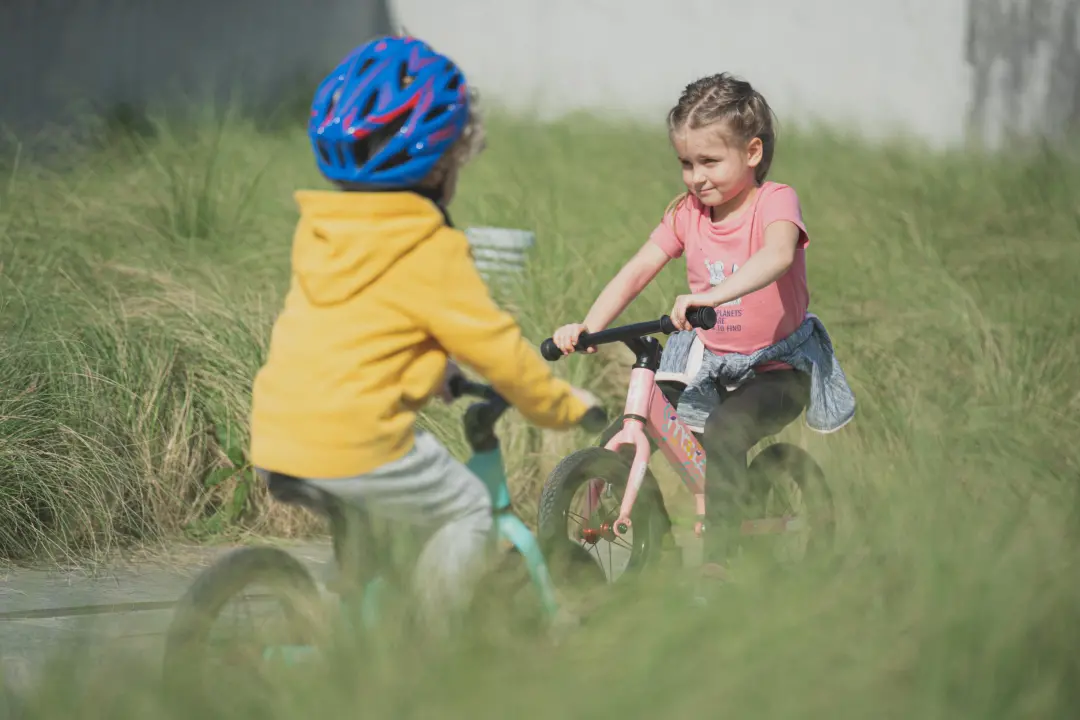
[422,106,447,123]
[360,90,379,119]
[351,113,411,168]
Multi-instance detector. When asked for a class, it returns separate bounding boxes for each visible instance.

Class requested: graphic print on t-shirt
[703,258,742,306]
[646,182,810,355]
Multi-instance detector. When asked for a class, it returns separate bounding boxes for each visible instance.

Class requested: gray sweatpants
[305,431,494,636]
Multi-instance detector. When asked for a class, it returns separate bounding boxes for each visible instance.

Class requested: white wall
[1,0,1075,148]
[392,0,1080,147]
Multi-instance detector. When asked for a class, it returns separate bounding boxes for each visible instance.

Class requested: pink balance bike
[536,308,835,585]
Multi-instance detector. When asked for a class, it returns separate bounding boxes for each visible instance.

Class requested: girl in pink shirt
[552,72,820,592]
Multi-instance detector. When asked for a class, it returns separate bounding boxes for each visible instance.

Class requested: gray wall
[0,0,393,137]
[966,0,1080,145]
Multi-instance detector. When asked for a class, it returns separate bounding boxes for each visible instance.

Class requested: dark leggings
[698,369,810,563]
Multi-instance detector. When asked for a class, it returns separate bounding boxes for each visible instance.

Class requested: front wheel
[537,447,675,587]
[464,548,549,648]
[162,547,327,710]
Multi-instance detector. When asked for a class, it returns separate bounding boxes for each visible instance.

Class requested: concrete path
[0,530,698,694]
[0,541,334,691]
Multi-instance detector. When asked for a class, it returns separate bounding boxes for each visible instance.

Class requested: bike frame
[467,447,560,618]
[558,315,806,542]
[262,384,562,667]
[601,376,801,538]
[595,336,709,538]
[335,444,560,640]
[343,387,562,633]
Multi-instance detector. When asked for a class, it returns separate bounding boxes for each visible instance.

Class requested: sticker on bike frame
[652,392,707,482]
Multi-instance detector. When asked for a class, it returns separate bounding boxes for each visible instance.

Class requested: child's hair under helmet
[308,36,470,189]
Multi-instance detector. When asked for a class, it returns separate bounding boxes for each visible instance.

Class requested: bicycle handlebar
[446,375,609,434]
[448,376,505,404]
[539,307,717,362]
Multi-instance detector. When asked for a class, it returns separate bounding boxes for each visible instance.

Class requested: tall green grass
[2,109,1079,716]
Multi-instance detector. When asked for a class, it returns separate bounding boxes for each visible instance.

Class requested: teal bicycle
[161,377,608,702]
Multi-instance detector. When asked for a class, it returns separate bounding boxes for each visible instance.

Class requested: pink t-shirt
[649,181,810,370]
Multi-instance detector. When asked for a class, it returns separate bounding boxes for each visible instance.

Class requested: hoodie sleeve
[405,230,589,429]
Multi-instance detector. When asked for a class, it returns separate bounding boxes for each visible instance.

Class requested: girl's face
[672,125,762,209]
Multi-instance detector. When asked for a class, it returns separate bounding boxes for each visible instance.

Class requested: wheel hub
[579,522,619,545]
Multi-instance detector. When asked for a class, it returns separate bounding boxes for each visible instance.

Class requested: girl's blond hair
[662,72,778,220]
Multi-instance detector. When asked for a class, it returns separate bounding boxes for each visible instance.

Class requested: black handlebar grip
[689,306,717,330]
[447,374,469,398]
[659,306,718,334]
[447,375,503,402]
[540,338,563,361]
[579,406,609,434]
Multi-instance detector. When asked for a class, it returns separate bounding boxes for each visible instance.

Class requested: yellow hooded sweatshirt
[249,190,588,480]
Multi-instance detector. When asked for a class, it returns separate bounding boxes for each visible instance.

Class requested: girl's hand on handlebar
[552,323,597,355]
[671,293,712,331]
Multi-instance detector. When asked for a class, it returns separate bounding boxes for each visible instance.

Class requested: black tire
[537,447,674,586]
[465,549,544,646]
[745,442,835,563]
[465,543,607,647]
[162,546,325,706]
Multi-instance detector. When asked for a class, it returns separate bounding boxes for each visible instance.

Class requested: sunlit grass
[1,110,1079,716]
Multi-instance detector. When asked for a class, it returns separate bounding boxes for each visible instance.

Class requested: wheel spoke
[567,510,590,525]
[540,449,668,590]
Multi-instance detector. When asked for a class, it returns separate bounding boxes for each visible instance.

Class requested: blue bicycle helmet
[308,36,471,188]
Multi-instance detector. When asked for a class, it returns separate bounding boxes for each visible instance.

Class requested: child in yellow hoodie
[249,36,597,635]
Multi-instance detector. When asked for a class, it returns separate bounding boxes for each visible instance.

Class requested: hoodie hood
[291,190,448,306]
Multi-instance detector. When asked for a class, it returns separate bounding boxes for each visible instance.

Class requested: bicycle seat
[656,378,686,407]
[261,470,340,516]
[256,471,371,596]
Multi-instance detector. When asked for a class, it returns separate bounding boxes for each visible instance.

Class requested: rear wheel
[742,442,835,565]
[162,547,327,712]
[537,448,675,588]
